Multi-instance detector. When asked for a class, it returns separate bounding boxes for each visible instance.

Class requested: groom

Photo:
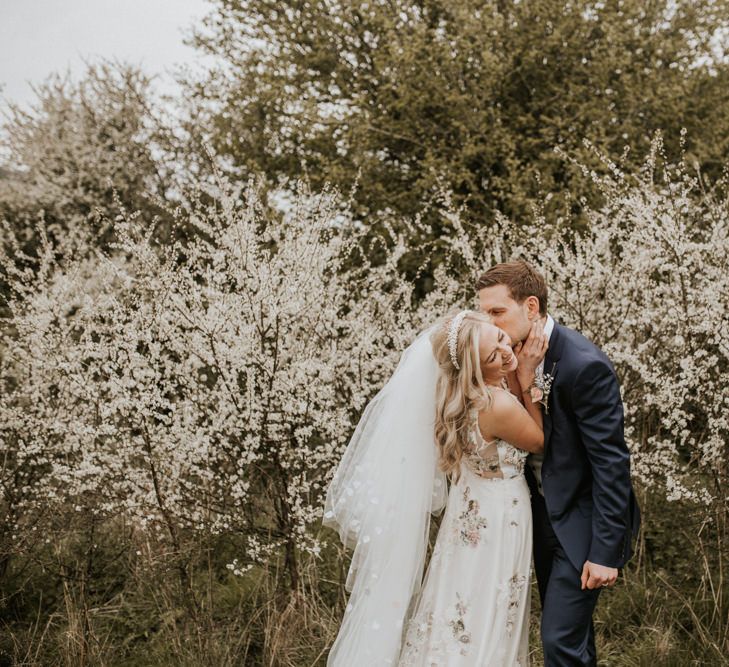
[476,260,640,666]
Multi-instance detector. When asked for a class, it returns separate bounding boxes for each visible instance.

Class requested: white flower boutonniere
[528,362,556,414]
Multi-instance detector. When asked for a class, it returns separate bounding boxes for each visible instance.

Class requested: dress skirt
[398,464,532,666]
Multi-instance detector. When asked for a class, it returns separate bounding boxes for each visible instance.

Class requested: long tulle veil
[323,323,448,665]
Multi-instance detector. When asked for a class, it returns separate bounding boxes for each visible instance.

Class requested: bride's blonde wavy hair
[430,310,494,482]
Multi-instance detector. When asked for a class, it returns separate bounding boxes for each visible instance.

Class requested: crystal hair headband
[447,310,471,370]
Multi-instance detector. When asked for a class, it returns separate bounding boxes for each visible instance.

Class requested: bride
[323,309,547,665]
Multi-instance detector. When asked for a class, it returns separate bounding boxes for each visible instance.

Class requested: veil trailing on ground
[323,323,448,666]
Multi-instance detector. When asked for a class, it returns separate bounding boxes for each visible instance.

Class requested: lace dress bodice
[462,407,528,480]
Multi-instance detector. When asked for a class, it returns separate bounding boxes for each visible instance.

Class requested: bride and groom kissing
[323,260,641,666]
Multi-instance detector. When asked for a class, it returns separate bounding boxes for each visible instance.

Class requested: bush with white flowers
[1,138,726,597]
[441,136,728,506]
[0,177,431,589]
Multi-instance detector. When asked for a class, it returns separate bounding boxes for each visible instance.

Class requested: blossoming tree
[0,175,434,600]
[1,140,727,652]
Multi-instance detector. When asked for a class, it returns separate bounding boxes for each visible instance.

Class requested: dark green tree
[184,0,729,228]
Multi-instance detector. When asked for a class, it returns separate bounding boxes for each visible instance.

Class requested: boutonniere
[528,362,557,414]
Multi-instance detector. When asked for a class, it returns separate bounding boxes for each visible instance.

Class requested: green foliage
[594,495,729,665]
[1,5,727,663]
[2,510,727,666]
[185,0,729,228]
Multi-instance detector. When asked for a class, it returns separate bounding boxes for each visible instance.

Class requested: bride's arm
[505,373,544,434]
[480,390,544,454]
[517,383,543,433]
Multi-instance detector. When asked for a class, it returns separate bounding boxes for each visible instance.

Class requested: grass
[1,497,727,666]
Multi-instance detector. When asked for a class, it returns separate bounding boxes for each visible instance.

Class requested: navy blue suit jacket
[525,321,641,571]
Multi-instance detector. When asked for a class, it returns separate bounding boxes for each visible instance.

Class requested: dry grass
[1,499,728,666]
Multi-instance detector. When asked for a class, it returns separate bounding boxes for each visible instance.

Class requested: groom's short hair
[475,260,548,316]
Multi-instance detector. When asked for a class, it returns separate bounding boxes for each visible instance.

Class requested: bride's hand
[515,320,548,385]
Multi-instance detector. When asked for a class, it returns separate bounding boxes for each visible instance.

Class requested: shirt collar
[544,313,555,341]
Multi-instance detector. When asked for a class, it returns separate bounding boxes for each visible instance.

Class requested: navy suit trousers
[533,492,601,667]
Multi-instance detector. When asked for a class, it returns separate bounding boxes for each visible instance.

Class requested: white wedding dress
[398,404,532,666]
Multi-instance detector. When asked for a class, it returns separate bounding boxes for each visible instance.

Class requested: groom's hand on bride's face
[581,561,619,590]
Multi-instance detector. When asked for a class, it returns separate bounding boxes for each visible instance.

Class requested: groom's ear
[525,295,541,319]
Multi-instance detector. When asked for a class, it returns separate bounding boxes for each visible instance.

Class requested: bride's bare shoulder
[485,386,521,410]
[477,387,521,433]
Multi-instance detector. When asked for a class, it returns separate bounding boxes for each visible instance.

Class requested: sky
[0,0,211,112]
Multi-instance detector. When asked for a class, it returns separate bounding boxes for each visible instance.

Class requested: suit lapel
[542,321,564,450]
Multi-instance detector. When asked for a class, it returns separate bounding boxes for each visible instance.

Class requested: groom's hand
[581,561,618,590]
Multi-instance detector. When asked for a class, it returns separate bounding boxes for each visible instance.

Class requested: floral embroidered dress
[399,399,532,666]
